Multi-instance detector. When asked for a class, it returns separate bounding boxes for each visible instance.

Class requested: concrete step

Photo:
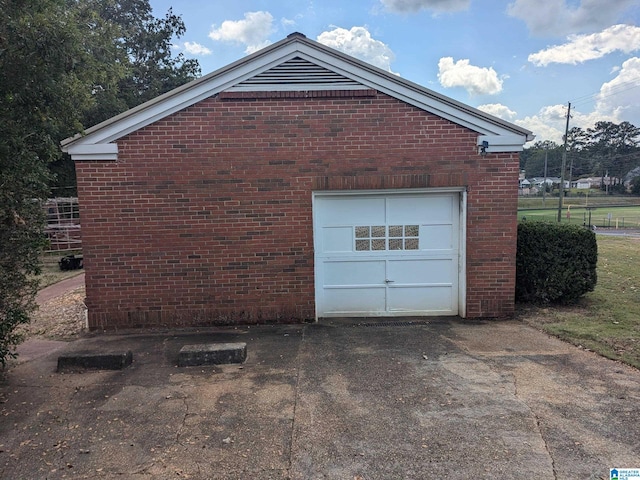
[57,350,133,372]
[178,342,247,367]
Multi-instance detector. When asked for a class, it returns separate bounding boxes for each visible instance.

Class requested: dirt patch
[19,286,87,340]
[516,302,592,326]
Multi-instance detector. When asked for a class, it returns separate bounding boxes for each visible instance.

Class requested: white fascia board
[63,46,309,147]
[65,143,118,161]
[477,134,529,153]
[62,38,532,150]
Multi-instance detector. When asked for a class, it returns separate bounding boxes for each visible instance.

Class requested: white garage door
[313,191,461,317]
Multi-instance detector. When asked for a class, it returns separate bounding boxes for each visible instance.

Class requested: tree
[0,0,97,366]
[49,0,200,194]
[81,0,201,127]
[583,121,640,181]
[1,0,201,364]
[519,141,562,178]
[632,177,640,196]
[565,126,590,180]
[525,121,640,186]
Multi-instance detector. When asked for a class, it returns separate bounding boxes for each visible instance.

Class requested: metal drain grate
[348,320,431,328]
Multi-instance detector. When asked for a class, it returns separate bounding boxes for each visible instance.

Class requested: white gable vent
[230,57,365,91]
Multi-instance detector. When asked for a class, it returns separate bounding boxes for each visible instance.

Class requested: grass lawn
[518,234,640,369]
[518,195,640,228]
[517,205,640,228]
[518,194,640,210]
[38,252,83,288]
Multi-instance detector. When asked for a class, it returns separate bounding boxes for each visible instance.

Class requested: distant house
[624,166,640,188]
[518,178,532,196]
[529,177,560,188]
[575,176,618,189]
[61,33,533,330]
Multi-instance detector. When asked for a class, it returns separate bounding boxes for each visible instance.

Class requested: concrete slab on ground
[1,319,638,479]
[57,350,133,372]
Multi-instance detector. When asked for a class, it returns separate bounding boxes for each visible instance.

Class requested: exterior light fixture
[479,140,489,156]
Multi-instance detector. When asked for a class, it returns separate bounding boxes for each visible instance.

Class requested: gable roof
[62,32,533,161]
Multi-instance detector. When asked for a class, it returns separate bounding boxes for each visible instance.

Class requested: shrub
[516,222,597,303]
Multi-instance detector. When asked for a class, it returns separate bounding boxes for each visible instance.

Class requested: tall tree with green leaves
[78,0,200,128]
[49,0,200,194]
[1,0,201,364]
[586,121,640,179]
[0,0,97,365]
[519,140,562,178]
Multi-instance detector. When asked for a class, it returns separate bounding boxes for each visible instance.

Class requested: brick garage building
[62,33,533,330]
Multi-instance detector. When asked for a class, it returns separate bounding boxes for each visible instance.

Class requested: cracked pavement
[1,319,639,479]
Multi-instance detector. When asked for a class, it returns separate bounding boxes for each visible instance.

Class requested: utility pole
[557,102,571,222]
[543,143,548,206]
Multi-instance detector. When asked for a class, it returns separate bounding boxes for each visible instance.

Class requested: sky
[149,0,640,145]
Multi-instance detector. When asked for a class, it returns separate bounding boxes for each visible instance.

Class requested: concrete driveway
[1,319,639,479]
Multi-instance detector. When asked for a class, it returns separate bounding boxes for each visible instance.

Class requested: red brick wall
[75,90,518,329]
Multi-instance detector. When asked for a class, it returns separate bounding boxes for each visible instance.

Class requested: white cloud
[209,11,274,54]
[594,57,640,123]
[477,103,518,121]
[529,24,640,66]
[515,105,570,144]
[380,0,469,13]
[281,17,297,27]
[317,27,397,73]
[437,57,504,95]
[507,0,637,36]
[183,41,212,56]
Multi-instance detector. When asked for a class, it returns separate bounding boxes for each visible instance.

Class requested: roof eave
[61,32,533,151]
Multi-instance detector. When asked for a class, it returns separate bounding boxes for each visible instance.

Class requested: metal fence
[44,197,81,252]
[519,205,640,229]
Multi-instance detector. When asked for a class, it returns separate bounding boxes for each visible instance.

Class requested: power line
[566,150,640,160]
[570,79,640,108]
[571,78,639,103]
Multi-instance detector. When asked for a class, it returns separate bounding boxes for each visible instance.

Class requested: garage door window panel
[353,225,419,252]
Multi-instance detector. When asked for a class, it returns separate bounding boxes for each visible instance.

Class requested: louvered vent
[230,57,365,91]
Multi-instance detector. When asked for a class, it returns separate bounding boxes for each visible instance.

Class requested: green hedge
[516,222,597,303]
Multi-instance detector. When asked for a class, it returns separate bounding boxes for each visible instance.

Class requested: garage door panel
[317,197,385,225]
[387,195,454,224]
[324,260,385,286]
[321,226,353,253]
[387,259,454,284]
[323,287,386,313]
[388,286,454,312]
[421,225,455,250]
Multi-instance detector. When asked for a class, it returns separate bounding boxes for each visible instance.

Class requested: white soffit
[64,143,118,161]
[477,135,529,153]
